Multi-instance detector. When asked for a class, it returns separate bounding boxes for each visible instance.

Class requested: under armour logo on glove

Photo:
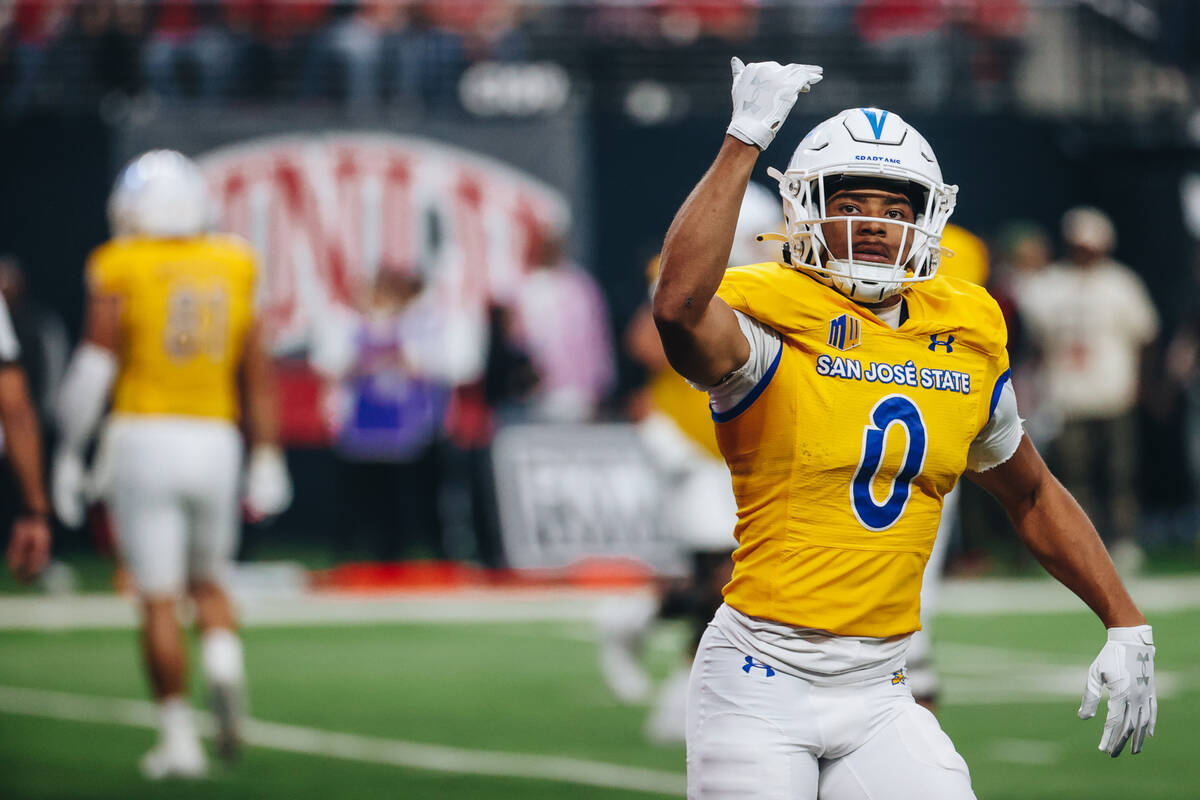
[727,58,823,151]
[742,656,775,677]
[741,76,767,114]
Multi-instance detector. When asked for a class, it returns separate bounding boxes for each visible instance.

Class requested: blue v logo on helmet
[861,108,889,140]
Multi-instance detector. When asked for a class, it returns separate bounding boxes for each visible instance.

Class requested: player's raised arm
[653,59,821,386]
[967,435,1155,757]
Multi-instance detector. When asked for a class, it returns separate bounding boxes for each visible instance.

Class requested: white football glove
[51,449,89,528]
[1078,625,1157,756]
[243,445,293,521]
[727,57,823,151]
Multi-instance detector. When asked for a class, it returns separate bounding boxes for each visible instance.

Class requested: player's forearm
[1012,474,1145,628]
[243,367,279,447]
[0,371,49,516]
[653,136,759,330]
[241,325,280,447]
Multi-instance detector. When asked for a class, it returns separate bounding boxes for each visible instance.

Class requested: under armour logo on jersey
[742,656,775,677]
[1137,652,1152,685]
[891,670,907,686]
[861,108,889,140]
[928,334,955,353]
[829,314,862,351]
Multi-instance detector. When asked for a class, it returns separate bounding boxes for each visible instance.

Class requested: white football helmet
[107,150,212,238]
[729,181,785,267]
[766,107,958,302]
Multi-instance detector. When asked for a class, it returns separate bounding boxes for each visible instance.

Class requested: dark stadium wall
[0,113,113,342]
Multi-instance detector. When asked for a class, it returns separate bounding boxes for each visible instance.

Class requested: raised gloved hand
[243,445,293,521]
[727,58,823,151]
[1078,624,1156,756]
[51,449,89,528]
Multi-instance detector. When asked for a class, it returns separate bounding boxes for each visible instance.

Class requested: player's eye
[887,209,906,219]
[838,204,859,215]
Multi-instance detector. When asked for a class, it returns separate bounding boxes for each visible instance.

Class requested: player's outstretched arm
[968,435,1155,757]
[654,58,821,386]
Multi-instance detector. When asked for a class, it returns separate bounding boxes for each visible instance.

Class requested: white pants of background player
[96,415,243,596]
[687,623,975,800]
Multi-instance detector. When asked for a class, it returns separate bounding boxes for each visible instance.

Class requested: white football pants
[98,415,243,597]
[687,624,975,800]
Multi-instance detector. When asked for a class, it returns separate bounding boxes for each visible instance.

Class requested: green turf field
[0,606,1196,799]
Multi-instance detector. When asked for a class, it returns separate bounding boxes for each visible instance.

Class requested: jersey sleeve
[84,244,127,297]
[967,365,1023,472]
[689,310,782,415]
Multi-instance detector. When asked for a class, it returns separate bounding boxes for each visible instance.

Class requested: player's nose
[853,217,888,236]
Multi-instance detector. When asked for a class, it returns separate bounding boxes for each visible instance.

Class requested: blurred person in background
[0,290,52,584]
[854,0,949,109]
[313,266,456,561]
[509,225,615,422]
[44,0,147,110]
[657,60,1157,797]
[383,0,467,111]
[51,150,292,779]
[3,0,73,114]
[992,221,1051,443]
[299,0,391,108]
[143,0,237,101]
[1018,206,1159,572]
[597,182,776,742]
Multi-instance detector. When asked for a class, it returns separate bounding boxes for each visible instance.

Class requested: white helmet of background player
[767,107,958,302]
[107,150,212,238]
[729,181,783,267]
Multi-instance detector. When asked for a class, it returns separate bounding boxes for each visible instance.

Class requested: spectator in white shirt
[1018,206,1159,567]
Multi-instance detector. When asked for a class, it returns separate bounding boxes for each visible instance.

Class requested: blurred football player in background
[51,150,292,779]
[0,290,52,583]
[655,59,1156,798]
[597,182,778,742]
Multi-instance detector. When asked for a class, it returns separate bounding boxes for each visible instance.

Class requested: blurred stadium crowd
[1,0,1197,117]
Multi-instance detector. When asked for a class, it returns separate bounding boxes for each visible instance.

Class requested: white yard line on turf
[0,574,1197,631]
[987,738,1064,765]
[0,685,686,797]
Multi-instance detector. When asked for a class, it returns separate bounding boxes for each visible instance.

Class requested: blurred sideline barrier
[492,423,685,576]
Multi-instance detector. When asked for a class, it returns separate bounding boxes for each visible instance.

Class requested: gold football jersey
[648,369,723,460]
[86,235,258,422]
[714,264,1010,637]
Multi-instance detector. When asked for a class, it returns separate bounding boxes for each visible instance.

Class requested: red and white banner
[198,133,570,356]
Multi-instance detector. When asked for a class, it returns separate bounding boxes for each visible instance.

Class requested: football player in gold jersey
[654,60,1156,798]
[51,150,292,779]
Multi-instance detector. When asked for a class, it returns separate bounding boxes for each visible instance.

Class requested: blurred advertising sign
[197,133,569,355]
[492,423,684,574]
